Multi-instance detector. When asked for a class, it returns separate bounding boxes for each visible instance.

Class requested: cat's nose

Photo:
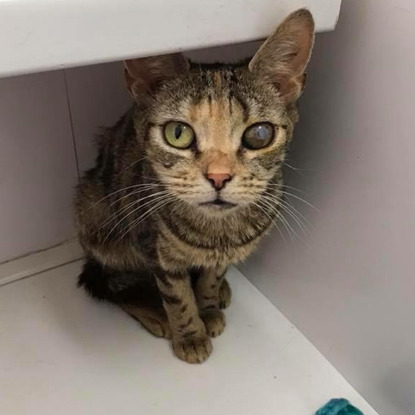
[206,173,232,190]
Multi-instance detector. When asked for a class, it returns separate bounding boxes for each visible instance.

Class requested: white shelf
[0,257,377,415]
[0,0,341,77]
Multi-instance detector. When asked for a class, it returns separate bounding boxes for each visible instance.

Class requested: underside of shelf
[0,0,341,77]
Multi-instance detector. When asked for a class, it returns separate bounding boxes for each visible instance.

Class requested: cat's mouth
[200,198,237,209]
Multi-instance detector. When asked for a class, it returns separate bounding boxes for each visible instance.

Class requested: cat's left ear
[249,9,315,104]
[124,53,189,99]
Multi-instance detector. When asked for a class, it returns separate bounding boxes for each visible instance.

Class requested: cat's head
[124,9,314,215]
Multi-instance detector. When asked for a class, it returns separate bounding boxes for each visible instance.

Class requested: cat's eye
[164,121,195,149]
[242,122,275,150]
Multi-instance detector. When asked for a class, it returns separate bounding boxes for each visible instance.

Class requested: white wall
[0,71,78,263]
[65,63,132,172]
[240,1,415,414]
[0,63,131,263]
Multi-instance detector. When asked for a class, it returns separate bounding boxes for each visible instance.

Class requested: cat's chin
[198,199,238,214]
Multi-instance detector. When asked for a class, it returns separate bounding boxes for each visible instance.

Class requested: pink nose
[206,173,232,190]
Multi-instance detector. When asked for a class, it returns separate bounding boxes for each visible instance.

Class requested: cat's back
[74,107,139,240]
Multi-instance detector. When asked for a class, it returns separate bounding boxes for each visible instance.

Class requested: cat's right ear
[124,53,189,99]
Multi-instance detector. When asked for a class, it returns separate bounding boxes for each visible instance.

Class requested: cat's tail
[77,258,163,308]
[77,259,116,302]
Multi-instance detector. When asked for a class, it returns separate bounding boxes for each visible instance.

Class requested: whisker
[251,201,288,247]
[267,183,306,195]
[283,184,307,194]
[259,198,299,242]
[282,196,311,223]
[120,156,148,174]
[118,197,175,241]
[280,203,310,235]
[102,190,169,228]
[107,185,164,208]
[88,183,164,209]
[139,175,161,182]
[267,192,310,223]
[258,199,296,245]
[280,190,319,211]
[261,194,309,236]
[102,193,170,243]
[283,161,304,175]
[262,191,311,232]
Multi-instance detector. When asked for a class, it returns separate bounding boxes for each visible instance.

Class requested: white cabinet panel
[0,71,78,263]
[0,0,341,77]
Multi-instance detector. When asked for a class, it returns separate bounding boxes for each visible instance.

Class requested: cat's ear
[124,53,189,99]
[249,9,314,104]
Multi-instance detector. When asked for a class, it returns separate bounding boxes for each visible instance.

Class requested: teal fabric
[316,399,364,415]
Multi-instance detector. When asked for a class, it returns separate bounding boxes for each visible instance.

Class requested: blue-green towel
[316,398,364,415]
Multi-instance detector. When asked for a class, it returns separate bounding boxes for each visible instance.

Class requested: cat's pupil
[174,125,182,139]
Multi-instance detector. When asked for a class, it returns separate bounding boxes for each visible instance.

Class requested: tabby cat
[74,9,314,363]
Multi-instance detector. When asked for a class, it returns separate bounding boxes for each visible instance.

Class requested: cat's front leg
[195,266,228,338]
[155,271,212,363]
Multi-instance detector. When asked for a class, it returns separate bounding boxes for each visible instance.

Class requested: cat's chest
[157,220,262,269]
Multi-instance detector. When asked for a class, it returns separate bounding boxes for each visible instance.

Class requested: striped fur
[74,9,314,363]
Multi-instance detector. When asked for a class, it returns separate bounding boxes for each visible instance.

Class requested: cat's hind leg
[115,278,172,339]
[78,259,171,338]
[121,304,171,339]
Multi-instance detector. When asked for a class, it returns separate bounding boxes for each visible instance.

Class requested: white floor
[0,259,378,415]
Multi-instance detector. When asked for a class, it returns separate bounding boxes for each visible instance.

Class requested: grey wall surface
[240,1,415,414]
[0,63,131,263]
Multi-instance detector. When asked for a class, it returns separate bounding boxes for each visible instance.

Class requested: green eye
[242,122,275,150]
[164,121,195,149]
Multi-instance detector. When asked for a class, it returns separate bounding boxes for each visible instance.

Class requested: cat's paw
[201,309,226,338]
[172,335,213,364]
[219,278,232,309]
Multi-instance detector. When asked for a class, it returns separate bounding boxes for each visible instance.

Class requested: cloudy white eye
[242,122,275,150]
